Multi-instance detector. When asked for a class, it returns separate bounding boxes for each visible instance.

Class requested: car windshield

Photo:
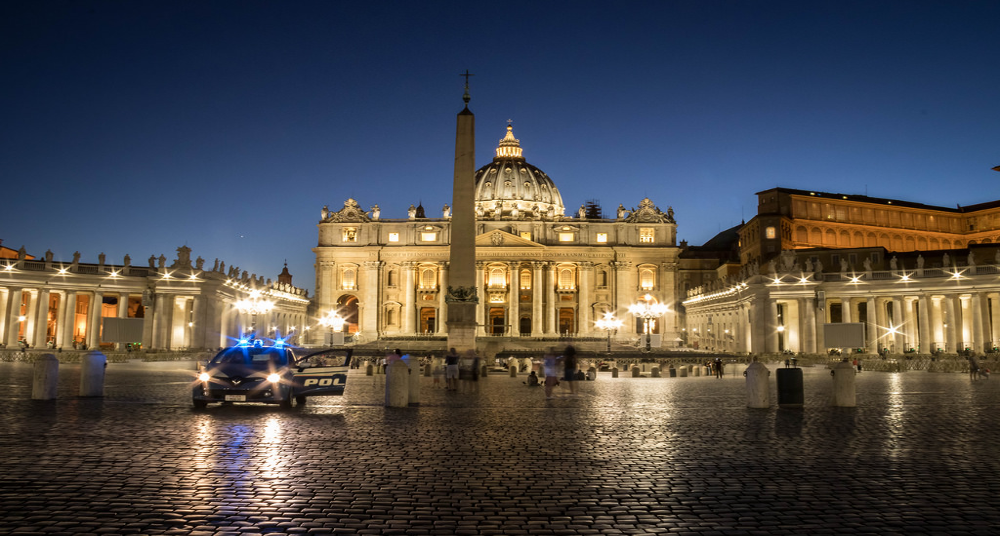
[209,346,291,367]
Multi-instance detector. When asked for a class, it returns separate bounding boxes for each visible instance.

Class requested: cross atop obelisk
[446,71,478,353]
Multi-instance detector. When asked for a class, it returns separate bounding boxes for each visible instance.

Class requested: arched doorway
[337,295,359,334]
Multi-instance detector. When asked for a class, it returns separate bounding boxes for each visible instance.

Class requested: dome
[473,124,565,220]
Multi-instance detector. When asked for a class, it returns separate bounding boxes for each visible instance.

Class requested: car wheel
[193,399,208,409]
[296,395,307,406]
[280,393,293,409]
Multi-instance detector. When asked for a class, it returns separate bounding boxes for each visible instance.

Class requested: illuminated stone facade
[0,247,308,351]
[313,125,681,347]
[685,188,1000,355]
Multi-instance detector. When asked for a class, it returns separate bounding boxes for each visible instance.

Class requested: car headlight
[198,372,211,382]
[266,373,281,384]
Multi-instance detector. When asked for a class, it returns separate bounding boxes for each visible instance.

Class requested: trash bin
[776,367,803,407]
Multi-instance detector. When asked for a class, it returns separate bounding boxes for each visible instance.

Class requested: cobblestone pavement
[1,360,998,535]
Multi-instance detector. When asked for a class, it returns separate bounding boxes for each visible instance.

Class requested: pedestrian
[431,355,444,387]
[543,348,560,399]
[469,350,481,393]
[714,357,724,379]
[969,355,980,380]
[445,348,460,391]
[856,359,862,373]
[563,345,578,395]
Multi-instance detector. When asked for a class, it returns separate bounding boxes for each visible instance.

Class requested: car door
[291,348,352,397]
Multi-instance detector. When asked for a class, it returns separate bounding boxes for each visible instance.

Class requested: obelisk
[446,72,478,352]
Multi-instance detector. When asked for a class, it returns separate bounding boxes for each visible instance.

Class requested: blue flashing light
[274,337,286,348]
[237,337,250,347]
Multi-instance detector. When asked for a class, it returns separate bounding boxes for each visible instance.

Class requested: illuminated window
[341,268,356,290]
[520,231,532,241]
[559,232,574,242]
[343,228,357,242]
[488,267,506,289]
[640,268,655,290]
[639,228,654,243]
[420,268,436,289]
[558,268,575,290]
[520,269,531,290]
[388,232,399,243]
[765,226,776,239]
[596,233,608,243]
[421,232,437,242]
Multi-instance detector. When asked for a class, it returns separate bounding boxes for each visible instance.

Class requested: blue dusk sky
[2,1,999,294]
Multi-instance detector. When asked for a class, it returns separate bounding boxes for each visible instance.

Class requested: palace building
[312,124,683,348]
[683,188,1000,356]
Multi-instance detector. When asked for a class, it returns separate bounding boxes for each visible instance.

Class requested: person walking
[543,348,560,399]
[563,345,579,395]
[445,348,460,391]
[714,357,724,379]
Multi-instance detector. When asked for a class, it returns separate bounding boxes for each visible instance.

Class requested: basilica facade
[313,125,681,347]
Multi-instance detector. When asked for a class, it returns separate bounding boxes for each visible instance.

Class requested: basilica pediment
[475,229,542,247]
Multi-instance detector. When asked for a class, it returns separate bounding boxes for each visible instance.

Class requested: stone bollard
[385,360,409,407]
[611,366,619,378]
[694,365,701,377]
[32,354,60,400]
[403,355,421,406]
[651,366,660,378]
[509,364,517,377]
[80,351,107,397]
[831,359,856,407]
[631,365,640,378]
[744,360,770,408]
[481,364,488,378]
[679,366,688,377]
[366,362,374,376]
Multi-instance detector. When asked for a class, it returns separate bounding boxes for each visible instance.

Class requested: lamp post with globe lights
[629,294,669,351]
[319,310,346,346]
[595,312,623,353]
[235,290,274,340]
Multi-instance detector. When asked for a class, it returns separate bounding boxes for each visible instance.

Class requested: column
[61,292,77,348]
[866,296,878,354]
[23,290,38,346]
[475,262,485,336]
[191,296,206,349]
[32,289,50,348]
[971,293,985,354]
[767,299,779,353]
[318,261,335,311]
[989,293,1000,350]
[531,262,543,336]
[814,291,826,352]
[614,261,632,334]
[437,262,449,334]
[5,288,22,347]
[153,293,169,349]
[507,263,519,336]
[660,261,678,336]
[750,296,767,354]
[87,291,103,349]
[945,295,959,353]
[578,262,592,336]
[891,297,905,352]
[918,294,931,354]
[403,262,416,334]
[361,261,381,339]
[0,289,7,346]
[842,298,852,323]
[801,297,816,354]
[546,263,557,335]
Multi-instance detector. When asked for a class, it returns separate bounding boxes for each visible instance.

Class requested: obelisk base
[447,302,478,353]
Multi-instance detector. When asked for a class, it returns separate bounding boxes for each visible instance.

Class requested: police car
[192,339,352,409]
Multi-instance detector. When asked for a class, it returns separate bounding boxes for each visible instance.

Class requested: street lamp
[628,294,669,351]
[319,310,346,346]
[235,290,274,339]
[595,312,623,353]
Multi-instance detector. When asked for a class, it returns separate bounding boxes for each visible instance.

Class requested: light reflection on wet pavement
[1,361,998,534]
